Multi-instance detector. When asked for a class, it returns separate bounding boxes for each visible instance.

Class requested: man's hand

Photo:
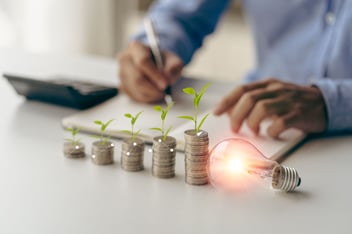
[117,41,184,103]
[213,79,327,138]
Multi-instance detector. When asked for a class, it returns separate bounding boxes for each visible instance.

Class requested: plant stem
[131,123,134,140]
[195,105,198,131]
[162,118,165,140]
[100,132,105,145]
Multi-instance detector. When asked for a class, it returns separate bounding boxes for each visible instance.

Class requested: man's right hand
[117,41,184,103]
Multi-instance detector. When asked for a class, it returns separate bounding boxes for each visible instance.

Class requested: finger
[213,79,276,116]
[267,111,297,138]
[129,41,167,90]
[137,75,165,101]
[246,100,274,135]
[124,79,164,103]
[228,88,278,132]
[119,55,163,102]
[164,52,184,84]
[118,52,142,93]
[213,86,247,116]
[247,96,290,134]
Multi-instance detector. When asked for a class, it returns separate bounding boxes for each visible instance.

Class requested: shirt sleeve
[314,79,352,132]
[132,0,231,65]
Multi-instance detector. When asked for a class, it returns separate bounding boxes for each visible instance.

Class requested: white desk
[1,49,352,234]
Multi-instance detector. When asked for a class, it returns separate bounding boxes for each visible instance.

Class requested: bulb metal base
[272,166,301,192]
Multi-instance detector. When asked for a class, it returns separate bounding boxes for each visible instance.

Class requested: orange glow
[227,157,244,174]
[208,155,254,192]
[208,138,272,192]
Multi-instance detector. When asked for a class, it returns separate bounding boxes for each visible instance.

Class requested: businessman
[117,0,352,138]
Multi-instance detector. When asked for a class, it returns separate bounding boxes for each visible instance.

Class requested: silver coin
[185,148,209,155]
[152,136,177,179]
[63,142,85,158]
[152,171,175,178]
[185,171,208,176]
[120,138,144,172]
[122,165,144,171]
[185,156,208,161]
[185,159,208,165]
[185,177,209,185]
[184,129,208,138]
[91,141,114,165]
[183,130,210,185]
[153,154,176,160]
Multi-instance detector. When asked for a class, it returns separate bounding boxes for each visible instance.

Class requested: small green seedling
[151,102,174,141]
[121,111,143,141]
[92,119,115,145]
[65,127,81,145]
[178,83,211,132]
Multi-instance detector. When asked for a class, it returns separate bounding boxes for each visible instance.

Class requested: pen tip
[164,95,173,105]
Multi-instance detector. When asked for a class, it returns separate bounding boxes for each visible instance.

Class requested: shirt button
[325,12,335,25]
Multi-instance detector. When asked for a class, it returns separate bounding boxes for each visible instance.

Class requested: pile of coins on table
[91,141,114,165]
[152,136,177,178]
[63,142,85,158]
[120,138,145,171]
[184,130,209,185]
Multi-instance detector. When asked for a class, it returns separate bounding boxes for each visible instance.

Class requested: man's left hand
[213,78,327,138]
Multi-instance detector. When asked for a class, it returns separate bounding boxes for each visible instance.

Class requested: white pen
[144,18,173,104]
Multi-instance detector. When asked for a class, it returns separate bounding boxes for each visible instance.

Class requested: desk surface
[1,49,352,234]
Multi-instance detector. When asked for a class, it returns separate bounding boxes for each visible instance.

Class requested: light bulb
[208,138,301,192]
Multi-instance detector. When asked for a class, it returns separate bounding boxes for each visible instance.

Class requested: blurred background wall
[0,0,253,81]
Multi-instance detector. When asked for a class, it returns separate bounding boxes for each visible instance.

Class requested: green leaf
[194,94,201,107]
[153,105,163,112]
[124,113,132,118]
[72,128,80,136]
[161,110,166,120]
[131,111,142,126]
[102,119,115,131]
[199,83,211,97]
[197,113,209,131]
[164,126,172,138]
[195,83,211,107]
[178,115,194,121]
[106,119,115,126]
[94,120,103,125]
[135,111,143,120]
[150,127,162,132]
[165,102,174,113]
[182,87,195,95]
[161,102,174,121]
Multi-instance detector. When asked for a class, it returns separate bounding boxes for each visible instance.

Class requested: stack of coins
[152,136,177,178]
[63,142,85,158]
[91,141,114,165]
[121,138,144,171]
[184,129,209,185]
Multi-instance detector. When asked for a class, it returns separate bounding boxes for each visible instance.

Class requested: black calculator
[3,73,118,109]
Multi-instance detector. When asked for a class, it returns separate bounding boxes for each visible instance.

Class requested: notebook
[62,78,306,161]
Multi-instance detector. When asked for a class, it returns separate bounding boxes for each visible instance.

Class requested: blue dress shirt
[134,0,352,132]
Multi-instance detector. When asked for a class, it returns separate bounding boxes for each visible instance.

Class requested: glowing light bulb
[208,138,301,192]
